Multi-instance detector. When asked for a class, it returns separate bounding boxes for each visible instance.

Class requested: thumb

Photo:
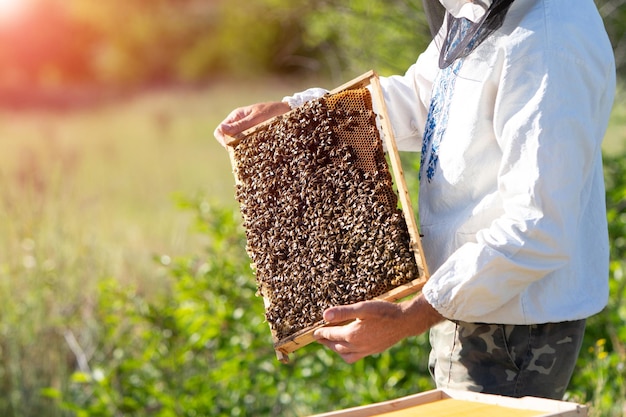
[323,300,395,324]
[221,118,246,135]
[213,123,238,148]
[217,107,252,136]
[322,301,368,324]
[214,114,250,146]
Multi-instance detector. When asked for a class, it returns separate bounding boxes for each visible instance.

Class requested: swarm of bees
[231,88,420,343]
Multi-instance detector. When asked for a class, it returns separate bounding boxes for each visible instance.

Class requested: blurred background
[0,0,624,416]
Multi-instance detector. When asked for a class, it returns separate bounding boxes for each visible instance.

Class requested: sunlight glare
[0,0,29,23]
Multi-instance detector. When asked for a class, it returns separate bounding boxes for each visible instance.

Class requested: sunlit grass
[0,77,315,286]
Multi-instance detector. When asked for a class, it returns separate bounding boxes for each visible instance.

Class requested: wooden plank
[328,70,377,95]
[372,398,547,417]
[311,390,447,417]
[440,390,587,415]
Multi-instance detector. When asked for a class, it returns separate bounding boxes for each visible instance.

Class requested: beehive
[226,71,429,362]
[308,388,588,417]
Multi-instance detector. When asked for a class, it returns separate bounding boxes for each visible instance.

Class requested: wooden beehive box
[308,389,588,417]
[226,71,429,362]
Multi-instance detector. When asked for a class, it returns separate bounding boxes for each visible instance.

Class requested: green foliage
[210,0,318,77]
[568,153,626,416]
[596,0,626,77]
[305,0,431,80]
[2,0,624,94]
[66,0,225,84]
[0,0,432,92]
[55,200,434,416]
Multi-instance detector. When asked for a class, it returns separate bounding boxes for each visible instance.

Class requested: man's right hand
[213,101,291,147]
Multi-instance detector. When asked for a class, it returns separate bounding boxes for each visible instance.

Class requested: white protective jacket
[284,0,616,324]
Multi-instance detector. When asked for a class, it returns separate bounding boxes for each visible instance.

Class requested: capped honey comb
[227,71,428,362]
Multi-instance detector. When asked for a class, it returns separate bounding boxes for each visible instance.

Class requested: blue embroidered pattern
[420,61,462,182]
[420,18,474,183]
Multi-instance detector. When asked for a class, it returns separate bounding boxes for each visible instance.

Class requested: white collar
[439,0,492,22]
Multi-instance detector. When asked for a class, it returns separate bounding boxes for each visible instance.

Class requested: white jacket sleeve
[376,40,439,152]
[282,88,329,109]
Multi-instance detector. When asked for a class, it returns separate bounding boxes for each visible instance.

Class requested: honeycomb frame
[226,71,429,362]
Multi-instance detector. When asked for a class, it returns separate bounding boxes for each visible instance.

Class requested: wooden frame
[308,389,588,417]
[226,71,429,362]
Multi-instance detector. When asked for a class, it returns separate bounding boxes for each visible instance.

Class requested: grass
[0,78,624,416]
[0,77,319,288]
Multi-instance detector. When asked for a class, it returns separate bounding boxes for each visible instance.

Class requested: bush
[568,153,626,417]
[56,199,433,416]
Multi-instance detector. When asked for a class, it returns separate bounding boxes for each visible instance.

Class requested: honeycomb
[230,87,421,349]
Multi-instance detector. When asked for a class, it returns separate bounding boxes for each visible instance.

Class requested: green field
[0,78,313,292]
[0,80,624,416]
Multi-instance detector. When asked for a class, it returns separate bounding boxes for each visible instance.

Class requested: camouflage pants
[428,319,586,400]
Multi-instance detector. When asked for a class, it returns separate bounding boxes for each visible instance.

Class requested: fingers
[213,122,240,147]
[213,125,228,147]
[322,302,365,324]
[313,300,406,363]
[213,102,291,148]
[315,337,364,364]
[322,300,395,324]
[314,321,366,364]
[214,108,249,147]
[220,110,250,136]
[314,321,354,342]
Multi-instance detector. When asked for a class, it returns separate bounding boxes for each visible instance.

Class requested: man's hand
[213,101,291,147]
[313,295,444,363]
